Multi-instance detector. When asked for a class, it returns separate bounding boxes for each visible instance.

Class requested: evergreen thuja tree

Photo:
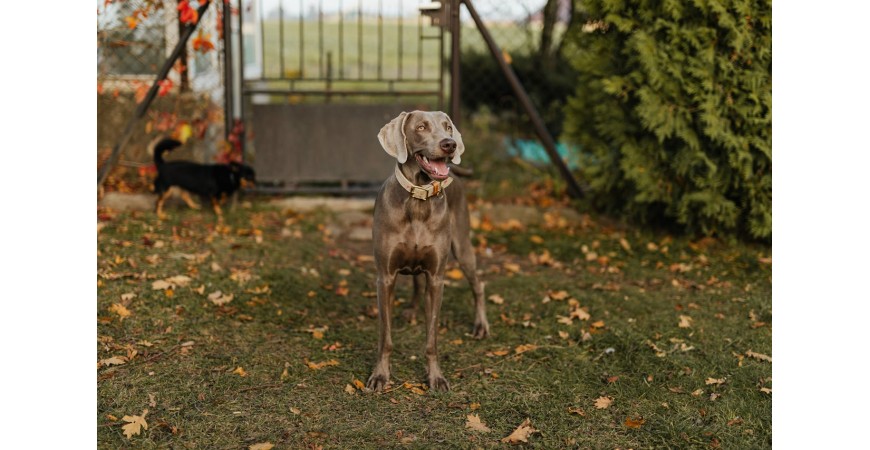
[562,0,771,238]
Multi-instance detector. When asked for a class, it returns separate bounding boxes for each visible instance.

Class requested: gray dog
[367,110,490,392]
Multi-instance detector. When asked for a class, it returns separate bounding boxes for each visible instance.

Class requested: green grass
[97,195,771,448]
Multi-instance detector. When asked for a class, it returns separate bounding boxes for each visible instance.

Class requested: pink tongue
[430,159,449,176]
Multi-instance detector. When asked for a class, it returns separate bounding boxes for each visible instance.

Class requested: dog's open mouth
[415,153,450,180]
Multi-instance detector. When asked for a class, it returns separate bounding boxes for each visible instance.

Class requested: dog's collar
[395,164,452,200]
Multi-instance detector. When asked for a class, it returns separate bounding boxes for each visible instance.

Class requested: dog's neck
[395,160,452,201]
[398,159,432,186]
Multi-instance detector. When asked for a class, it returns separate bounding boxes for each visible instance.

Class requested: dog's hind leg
[402,273,425,325]
[179,190,201,210]
[452,238,490,339]
[155,191,170,220]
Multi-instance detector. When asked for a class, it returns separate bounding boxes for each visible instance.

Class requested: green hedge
[563,0,771,239]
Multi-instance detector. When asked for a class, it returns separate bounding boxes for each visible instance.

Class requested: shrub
[562,0,771,238]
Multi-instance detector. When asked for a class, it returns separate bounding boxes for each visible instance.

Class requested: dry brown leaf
[109,303,131,320]
[249,443,274,450]
[305,359,339,370]
[98,356,127,368]
[678,315,693,328]
[208,290,234,306]
[548,290,569,301]
[487,349,510,357]
[344,384,356,394]
[594,396,613,409]
[503,262,521,273]
[624,416,645,429]
[530,235,544,244]
[470,402,480,410]
[590,320,605,329]
[745,350,772,363]
[151,280,172,290]
[289,407,301,415]
[705,377,726,386]
[465,414,492,433]
[619,237,632,252]
[759,387,772,395]
[121,409,148,439]
[568,407,585,416]
[500,418,538,444]
[488,294,505,305]
[120,292,136,301]
[165,275,192,286]
[558,331,570,340]
[514,344,538,354]
[570,308,591,321]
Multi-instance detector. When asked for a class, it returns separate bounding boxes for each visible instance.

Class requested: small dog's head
[230,162,256,188]
[377,110,464,181]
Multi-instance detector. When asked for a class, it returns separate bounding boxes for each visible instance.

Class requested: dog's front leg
[367,272,396,391]
[424,271,449,391]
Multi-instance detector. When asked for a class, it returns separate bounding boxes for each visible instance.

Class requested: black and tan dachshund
[151,137,255,220]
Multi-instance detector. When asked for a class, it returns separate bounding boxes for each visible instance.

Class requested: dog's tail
[150,136,183,166]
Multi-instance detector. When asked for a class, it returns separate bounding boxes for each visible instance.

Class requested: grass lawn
[97,188,771,448]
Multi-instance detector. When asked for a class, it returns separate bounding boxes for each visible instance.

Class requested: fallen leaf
[121,409,148,439]
[232,366,247,377]
[249,443,274,450]
[691,389,704,396]
[548,290,569,301]
[568,407,585,416]
[344,384,356,394]
[165,275,192,286]
[678,315,693,328]
[619,237,632,252]
[530,235,544,244]
[446,268,464,280]
[705,378,726,386]
[465,414,492,433]
[488,294,505,305]
[746,350,772,363]
[514,344,538,354]
[470,402,480,410]
[501,418,538,444]
[594,396,613,409]
[98,356,127,368]
[120,292,136,301]
[304,359,339,370]
[289,407,300,415]
[590,320,605,329]
[208,290,234,306]
[624,416,645,429]
[109,303,132,320]
[759,387,772,395]
[558,331,569,339]
[353,379,365,390]
[503,263,521,273]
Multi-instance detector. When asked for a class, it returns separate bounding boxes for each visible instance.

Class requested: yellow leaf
[353,379,366,390]
[488,294,505,305]
[450,339,463,345]
[705,377,726,386]
[305,359,339,370]
[446,268,464,280]
[465,414,492,433]
[500,418,538,444]
[109,303,131,320]
[470,402,480,410]
[121,409,148,439]
[344,384,356,394]
[208,290,234,306]
[514,344,538,354]
[232,366,247,377]
[590,320,605,329]
[503,263,521,273]
[175,123,193,144]
[594,396,613,409]
[249,443,274,450]
[746,350,772,362]
[530,235,544,244]
[548,290,569,301]
[624,416,645,429]
[678,315,693,328]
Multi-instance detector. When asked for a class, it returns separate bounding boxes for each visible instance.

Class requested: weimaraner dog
[367,110,490,392]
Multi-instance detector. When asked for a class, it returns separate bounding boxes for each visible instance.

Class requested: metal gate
[234,0,451,193]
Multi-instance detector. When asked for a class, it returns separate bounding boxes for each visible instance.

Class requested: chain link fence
[97,0,228,193]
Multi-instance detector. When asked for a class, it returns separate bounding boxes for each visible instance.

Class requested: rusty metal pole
[461,0,584,199]
[222,0,234,140]
[97,1,212,189]
[449,0,461,128]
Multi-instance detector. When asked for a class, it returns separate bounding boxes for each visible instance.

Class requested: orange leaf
[157,79,173,97]
[192,31,215,53]
[445,268,464,280]
[624,416,645,429]
[125,16,138,29]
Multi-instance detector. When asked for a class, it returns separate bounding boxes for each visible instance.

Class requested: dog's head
[230,162,256,188]
[377,110,464,181]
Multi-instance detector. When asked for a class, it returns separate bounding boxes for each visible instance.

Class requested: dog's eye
[447,125,453,132]
[416,125,425,131]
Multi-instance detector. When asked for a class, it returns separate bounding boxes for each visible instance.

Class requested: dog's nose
[440,138,457,154]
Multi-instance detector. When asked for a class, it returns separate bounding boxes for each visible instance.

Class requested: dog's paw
[428,375,450,392]
[472,321,491,339]
[366,373,390,392]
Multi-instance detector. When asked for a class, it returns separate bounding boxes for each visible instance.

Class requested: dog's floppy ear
[378,111,411,163]
[446,114,464,165]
